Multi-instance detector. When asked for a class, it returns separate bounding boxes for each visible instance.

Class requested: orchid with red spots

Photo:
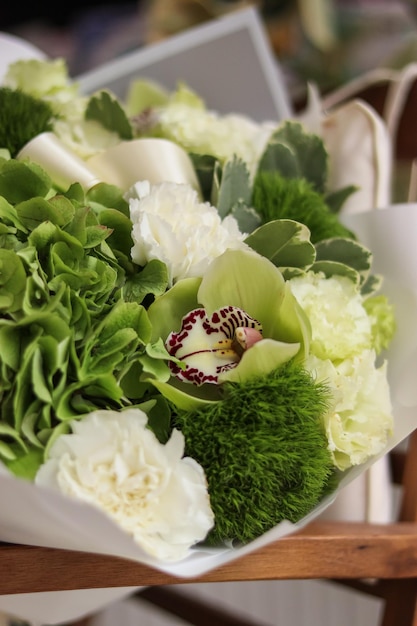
[166,306,263,385]
[147,248,311,409]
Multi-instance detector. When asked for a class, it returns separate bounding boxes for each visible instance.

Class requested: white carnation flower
[129,181,248,284]
[35,409,214,562]
[290,272,372,361]
[158,104,275,177]
[306,352,393,470]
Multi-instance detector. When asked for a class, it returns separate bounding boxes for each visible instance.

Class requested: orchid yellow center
[166,306,263,385]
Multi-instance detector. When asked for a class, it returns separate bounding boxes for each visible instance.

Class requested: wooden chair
[0,428,416,626]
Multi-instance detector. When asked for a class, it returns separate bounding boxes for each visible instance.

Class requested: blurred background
[2,0,417,102]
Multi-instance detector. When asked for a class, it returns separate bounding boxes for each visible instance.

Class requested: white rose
[305,352,393,470]
[129,181,248,284]
[35,409,214,562]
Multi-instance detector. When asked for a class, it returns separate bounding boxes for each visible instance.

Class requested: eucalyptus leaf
[230,204,262,234]
[216,157,252,219]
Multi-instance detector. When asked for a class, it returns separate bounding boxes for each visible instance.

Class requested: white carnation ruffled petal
[305,352,393,470]
[35,409,214,562]
[129,181,248,284]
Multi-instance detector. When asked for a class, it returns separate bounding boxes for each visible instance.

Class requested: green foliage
[0,87,54,157]
[245,219,316,276]
[174,362,335,545]
[252,171,356,244]
[86,90,133,140]
[325,185,359,214]
[0,158,52,204]
[258,121,328,193]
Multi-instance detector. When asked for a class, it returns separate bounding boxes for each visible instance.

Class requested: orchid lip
[166,306,263,385]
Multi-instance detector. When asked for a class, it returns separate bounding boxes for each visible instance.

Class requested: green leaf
[98,208,133,256]
[145,395,171,444]
[139,353,171,382]
[245,219,316,271]
[123,259,169,304]
[150,377,219,411]
[311,260,360,284]
[258,121,328,192]
[47,194,76,226]
[86,90,133,140]
[0,195,27,233]
[325,185,359,214]
[0,249,26,313]
[216,157,252,219]
[4,446,44,480]
[16,196,71,230]
[314,237,372,281]
[230,204,262,234]
[188,153,219,203]
[361,272,383,296]
[86,183,130,217]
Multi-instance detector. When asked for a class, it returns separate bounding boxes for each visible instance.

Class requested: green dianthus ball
[174,362,335,545]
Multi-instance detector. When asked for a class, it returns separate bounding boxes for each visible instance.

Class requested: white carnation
[306,352,393,470]
[129,181,248,284]
[35,409,214,562]
[158,104,275,177]
[290,272,372,361]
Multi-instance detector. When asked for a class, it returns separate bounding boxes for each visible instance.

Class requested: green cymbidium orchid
[147,248,311,409]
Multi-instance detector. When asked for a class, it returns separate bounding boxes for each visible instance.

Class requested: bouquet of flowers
[0,52,414,580]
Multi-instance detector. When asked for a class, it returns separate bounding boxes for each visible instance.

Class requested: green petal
[219,338,300,383]
[147,277,201,342]
[150,378,219,411]
[198,249,286,337]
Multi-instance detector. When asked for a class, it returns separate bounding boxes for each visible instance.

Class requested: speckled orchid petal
[197,249,285,338]
[198,248,310,351]
[166,306,263,385]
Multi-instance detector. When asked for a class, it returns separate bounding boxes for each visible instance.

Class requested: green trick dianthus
[252,171,356,243]
[174,361,335,546]
[0,87,55,157]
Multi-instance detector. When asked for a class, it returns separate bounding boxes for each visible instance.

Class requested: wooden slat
[1,521,417,596]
